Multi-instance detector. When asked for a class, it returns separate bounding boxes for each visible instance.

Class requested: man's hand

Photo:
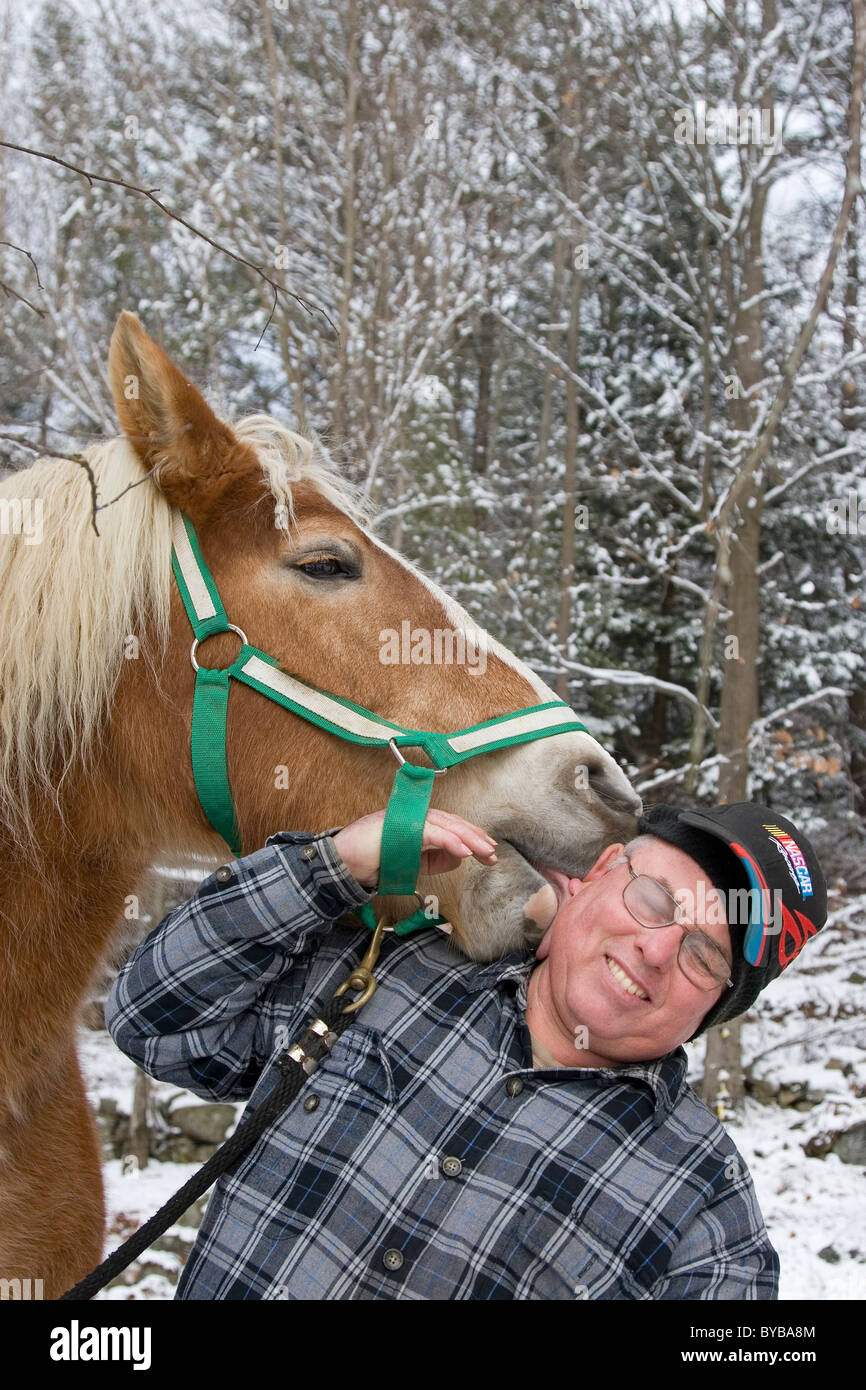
[332,809,498,889]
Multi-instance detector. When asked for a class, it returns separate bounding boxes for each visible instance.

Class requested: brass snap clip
[334,915,389,1013]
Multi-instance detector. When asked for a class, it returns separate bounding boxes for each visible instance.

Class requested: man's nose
[633,922,682,971]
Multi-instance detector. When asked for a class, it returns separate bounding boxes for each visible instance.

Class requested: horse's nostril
[582,762,642,816]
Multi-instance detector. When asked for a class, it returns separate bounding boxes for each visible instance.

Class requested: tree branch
[0,431,163,535]
[0,141,334,336]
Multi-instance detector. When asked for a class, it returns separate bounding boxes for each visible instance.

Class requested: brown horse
[0,313,641,1298]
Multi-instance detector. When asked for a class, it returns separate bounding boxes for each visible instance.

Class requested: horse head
[107,312,642,957]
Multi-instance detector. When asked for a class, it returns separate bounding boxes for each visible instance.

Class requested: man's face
[530,838,733,1066]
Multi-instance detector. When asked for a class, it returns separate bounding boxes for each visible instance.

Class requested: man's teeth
[605,956,648,999]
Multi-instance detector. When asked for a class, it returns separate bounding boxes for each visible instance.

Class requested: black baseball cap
[637,803,828,1036]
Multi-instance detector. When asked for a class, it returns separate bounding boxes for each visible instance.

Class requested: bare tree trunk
[555,244,584,704]
[125,1068,152,1171]
[473,73,500,479]
[122,873,166,1170]
[258,0,309,434]
[553,56,589,703]
[841,148,859,430]
[369,67,397,456]
[840,40,866,817]
[389,459,405,552]
[528,234,567,559]
[646,575,673,760]
[702,0,865,1111]
[334,0,359,445]
[473,299,495,477]
[848,683,866,818]
[701,0,773,1116]
[685,222,721,792]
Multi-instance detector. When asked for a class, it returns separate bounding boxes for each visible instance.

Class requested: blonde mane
[0,416,369,855]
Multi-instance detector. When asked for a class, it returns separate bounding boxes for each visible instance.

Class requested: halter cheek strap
[170,509,590,914]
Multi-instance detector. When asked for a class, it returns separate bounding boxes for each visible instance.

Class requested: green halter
[170,509,589,922]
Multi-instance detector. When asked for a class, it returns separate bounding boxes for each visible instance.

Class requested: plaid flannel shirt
[105,829,780,1301]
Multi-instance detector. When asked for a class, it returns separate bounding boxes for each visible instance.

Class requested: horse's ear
[108,312,260,519]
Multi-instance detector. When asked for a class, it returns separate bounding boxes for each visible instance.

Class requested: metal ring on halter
[189,624,249,673]
[388,738,449,775]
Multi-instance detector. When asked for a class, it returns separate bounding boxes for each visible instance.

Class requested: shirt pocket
[511,1204,597,1300]
[314,1023,397,1105]
[514,1198,662,1300]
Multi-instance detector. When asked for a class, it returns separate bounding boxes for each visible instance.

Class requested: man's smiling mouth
[605,955,650,1001]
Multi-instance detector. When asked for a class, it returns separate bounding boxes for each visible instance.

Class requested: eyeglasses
[612,854,734,992]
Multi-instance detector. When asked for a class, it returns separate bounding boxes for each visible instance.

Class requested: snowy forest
[0,0,864,1301]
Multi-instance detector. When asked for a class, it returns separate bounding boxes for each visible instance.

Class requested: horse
[0,312,642,1298]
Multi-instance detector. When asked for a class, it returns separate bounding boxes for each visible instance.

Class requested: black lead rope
[59,990,359,1301]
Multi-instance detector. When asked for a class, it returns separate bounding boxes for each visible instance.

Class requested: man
[105,800,826,1300]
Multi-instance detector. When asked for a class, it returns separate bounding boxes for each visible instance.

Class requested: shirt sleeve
[648,1179,780,1300]
[104,830,373,1102]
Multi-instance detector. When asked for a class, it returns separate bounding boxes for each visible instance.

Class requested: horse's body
[0,314,641,1297]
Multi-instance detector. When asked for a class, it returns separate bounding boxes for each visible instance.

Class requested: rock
[825,1058,846,1071]
[151,1232,196,1257]
[81,1001,106,1031]
[107,1260,181,1290]
[746,1077,779,1103]
[818,1246,840,1264]
[169,1104,236,1144]
[831,1122,866,1166]
[95,1097,129,1151]
[793,1091,825,1112]
[802,1132,836,1159]
[176,1197,209,1229]
[154,1134,220,1163]
[846,971,866,985]
[155,1135,202,1164]
[777,1086,803,1107]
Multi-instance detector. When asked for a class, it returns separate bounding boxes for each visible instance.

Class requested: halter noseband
[170,509,589,919]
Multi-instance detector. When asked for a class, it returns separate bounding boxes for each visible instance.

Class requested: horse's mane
[0,416,369,854]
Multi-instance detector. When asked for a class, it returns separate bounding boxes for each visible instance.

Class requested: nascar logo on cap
[763,823,814,898]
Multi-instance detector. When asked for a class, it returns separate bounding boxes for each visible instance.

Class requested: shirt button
[215,866,234,884]
[441,1156,463,1178]
[300,845,317,861]
[382,1249,403,1271]
[302,1095,320,1113]
[506,1077,524,1097]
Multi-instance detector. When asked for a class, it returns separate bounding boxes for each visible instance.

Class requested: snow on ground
[732,1101,865,1301]
[682,919,866,1303]
[77,1025,239,1300]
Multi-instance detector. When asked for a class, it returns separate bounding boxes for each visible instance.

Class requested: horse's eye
[294,556,355,579]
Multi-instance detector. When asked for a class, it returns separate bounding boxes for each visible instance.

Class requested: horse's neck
[0,828,148,1105]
